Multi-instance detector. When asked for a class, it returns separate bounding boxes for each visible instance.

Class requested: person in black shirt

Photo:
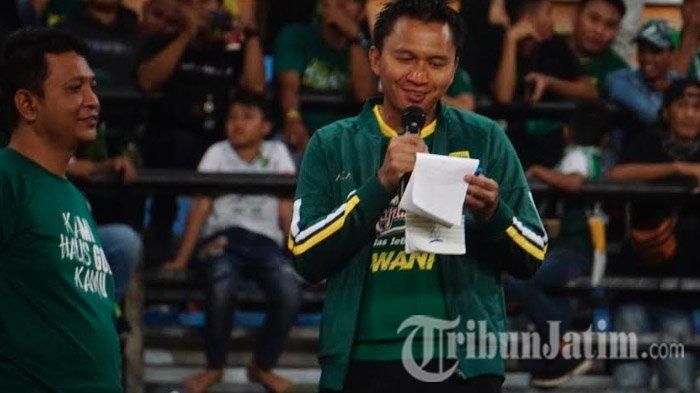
[57,0,141,88]
[605,78,699,390]
[491,0,597,168]
[137,0,265,261]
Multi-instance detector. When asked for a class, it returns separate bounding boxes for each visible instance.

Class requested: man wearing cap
[605,19,682,126]
[606,78,700,390]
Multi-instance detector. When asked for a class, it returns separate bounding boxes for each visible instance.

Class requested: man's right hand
[162,257,188,271]
[675,162,700,184]
[284,119,310,154]
[376,134,428,191]
[507,20,540,43]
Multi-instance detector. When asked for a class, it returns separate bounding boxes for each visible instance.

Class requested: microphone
[398,106,425,198]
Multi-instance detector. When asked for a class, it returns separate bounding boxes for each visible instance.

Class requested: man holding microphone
[288,1,548,392]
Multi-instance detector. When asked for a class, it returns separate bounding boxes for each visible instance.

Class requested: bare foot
[246,364,293,393]
[182,369,223,393]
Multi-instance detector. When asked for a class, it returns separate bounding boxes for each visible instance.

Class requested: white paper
[399,153,479,227]
[405,212,466,255]
[398,153,479,255]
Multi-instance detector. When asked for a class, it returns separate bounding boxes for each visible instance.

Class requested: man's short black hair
[373,0,465,56]
[569,102,611,146]
[505,0,548,23]
[0,27,89,132]
[228,90,270,119]
[578,0,626,19]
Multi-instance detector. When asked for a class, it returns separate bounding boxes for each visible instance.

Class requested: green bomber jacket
[288,98,548,390]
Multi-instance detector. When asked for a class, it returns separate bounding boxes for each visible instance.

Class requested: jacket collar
[358,97,450,141]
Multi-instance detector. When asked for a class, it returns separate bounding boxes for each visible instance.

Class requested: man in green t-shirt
[274,0,377,155]
[0,28,122,392]
[569,0,629,91]
[671,0,700,80]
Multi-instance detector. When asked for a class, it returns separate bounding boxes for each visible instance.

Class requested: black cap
[662,78,700,109]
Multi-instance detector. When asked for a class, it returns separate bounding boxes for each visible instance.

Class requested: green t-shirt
[0,149,122,393]
[446,68,475,97]
[578,47,628,91]
[352,110,449,361]
[274,23,352,134]
[671,30,700,81]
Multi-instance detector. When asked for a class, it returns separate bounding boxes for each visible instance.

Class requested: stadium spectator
[137,0,265,261]
[16,0,84,27]
[0,27,122,392]
[671,0,700,80]
[605,20,681,126]
[274,0,376,155]
[492,0,596,169]
[163,93,301,393]
[606,78,700,390]
[140,0,181,36]
[57,0,141,88]
[569,0,628,92]
[507,103,610,389]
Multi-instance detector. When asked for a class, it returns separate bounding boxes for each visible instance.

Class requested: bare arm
[279,198,294,240]
[67,157,137,182]
[278,71,309,153]
[240,36,266,93]
[164,196,213,269]
[672,28,699,75]
[527,166,585,193]
[348,43,377,101]
[492,32,520,103]
[606,162,680,181]
[545,76,598,101]
[137,30,192,91]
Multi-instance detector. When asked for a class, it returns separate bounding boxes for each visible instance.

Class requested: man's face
[370,18,457,117]
[33,52,99,149]
[225,103,270,149]
[322,0,364,25]
[142,0,181,36]
[526,0,555,41]
[573,0,622,55]
[637,42,673,81]
[667,86,700,141]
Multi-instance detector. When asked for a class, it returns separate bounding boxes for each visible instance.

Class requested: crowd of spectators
[1,0,699,392]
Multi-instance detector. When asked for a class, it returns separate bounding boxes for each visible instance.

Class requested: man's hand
[322,0,361,39]
[507,19,540,44]
[523,72,551,102]
[283,119,310,154]
[110,156,138,183]
[177,2,206,39]
[376,134,428,191]
[464,173,500,221]
[675,162,700,184]
[526,165,546,180]
[489,0,510,28]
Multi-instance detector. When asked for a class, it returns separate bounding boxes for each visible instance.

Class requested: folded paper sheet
[399,153,479,255]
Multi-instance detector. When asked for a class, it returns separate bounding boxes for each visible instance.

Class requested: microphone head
[401,106,425,135]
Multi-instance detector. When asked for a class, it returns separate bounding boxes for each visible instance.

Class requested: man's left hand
[464,173,499,221]
[110,156,138,183]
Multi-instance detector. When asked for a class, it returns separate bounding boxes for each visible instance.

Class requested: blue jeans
[505,246,590,340]
[613,304,697,390]
[98,224,142,299]
[197,227,302,370]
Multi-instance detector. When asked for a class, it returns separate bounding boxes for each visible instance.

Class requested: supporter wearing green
[275,0,376,155]
[569,0,628,90]
[0,28,121,392]
[289,1,547,391]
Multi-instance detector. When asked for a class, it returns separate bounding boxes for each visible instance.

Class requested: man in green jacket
[288,1,548,392]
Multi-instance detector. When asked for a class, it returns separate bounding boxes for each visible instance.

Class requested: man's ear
[369,45,381,76]
[14,89,39,123]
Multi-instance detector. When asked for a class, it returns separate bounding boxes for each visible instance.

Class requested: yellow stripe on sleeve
[506,226,547,261]
[288,195,361,256]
